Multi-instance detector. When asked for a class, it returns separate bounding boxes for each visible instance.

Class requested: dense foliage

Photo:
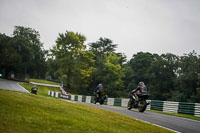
[1,26,200,102]
[0,26,47,79]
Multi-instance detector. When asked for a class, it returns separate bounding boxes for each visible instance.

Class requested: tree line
[0,26,200,102]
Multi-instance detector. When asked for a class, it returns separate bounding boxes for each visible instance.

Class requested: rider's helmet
[139,82,144,86]
[98,83,103,88]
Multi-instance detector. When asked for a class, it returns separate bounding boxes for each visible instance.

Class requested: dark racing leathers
[95,87,104,98]
[130,85,148,103]
[94,86,107,104]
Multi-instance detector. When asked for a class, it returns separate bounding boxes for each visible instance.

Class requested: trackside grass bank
[29,79,60,85]
[19,83,61,97]
[0,89,174,133]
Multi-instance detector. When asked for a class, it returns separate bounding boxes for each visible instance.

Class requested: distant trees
[173,51,200,102]
[125,51,200,102]
[147,53,177,100]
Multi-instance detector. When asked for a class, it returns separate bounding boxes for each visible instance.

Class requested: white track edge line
[17,83,30,93]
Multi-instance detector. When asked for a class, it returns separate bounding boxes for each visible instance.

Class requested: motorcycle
[94,91,107,105]
[127,92,150,112]
[31,87,38,95]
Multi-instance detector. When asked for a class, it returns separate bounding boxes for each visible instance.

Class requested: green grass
[29,79,60,85]
[150,110,200,121]
[0,89,174,133]
[19,83,61,97]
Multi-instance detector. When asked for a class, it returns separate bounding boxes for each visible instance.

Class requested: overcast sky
[0,0,200,60]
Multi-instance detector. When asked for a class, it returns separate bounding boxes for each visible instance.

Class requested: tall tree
[89,38,125,97]
[0,33,21,77]
[129,52,155,87]
[103,53,125,97]
[12,26,47,78]
[51,31,95,93]
[89,37,117,55]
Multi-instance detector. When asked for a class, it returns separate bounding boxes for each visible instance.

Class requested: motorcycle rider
[130,82,147,104]
[95,83,104,99]
[31,85,38,94]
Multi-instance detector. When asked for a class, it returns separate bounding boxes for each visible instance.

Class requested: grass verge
[150,110,200,121]
[0,89,174,133]
[29,79,60,85]
[19,83,61,97]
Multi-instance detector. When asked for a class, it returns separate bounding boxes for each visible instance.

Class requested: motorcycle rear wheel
[138,100,147,112]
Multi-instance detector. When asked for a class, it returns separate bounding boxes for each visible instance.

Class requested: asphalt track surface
[1,78,200,133]
[69,101,200,133]
[0,78,29,93]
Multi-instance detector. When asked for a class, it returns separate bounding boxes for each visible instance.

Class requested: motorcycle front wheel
[138,100,147,112]
[100,100,104,105]
[127,100,133,110]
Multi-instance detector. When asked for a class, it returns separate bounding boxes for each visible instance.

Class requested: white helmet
[139,82,144,86]
[98,84,103,88]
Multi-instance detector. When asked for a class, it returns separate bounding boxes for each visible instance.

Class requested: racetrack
[71,101,200,133]
[1,78,200,133]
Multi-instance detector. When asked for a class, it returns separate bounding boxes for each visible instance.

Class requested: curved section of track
[74,101,200,133]
[0,78,29,93]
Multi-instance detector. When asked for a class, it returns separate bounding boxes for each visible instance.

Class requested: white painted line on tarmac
[133,117,181,133]
[17,83,30,93]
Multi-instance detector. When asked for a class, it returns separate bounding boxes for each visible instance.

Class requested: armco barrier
[48,90,200,117]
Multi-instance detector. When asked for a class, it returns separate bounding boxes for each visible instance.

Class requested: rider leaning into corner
[130,82,148,104]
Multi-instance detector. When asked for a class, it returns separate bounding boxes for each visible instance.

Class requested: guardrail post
[114,98,122,106]
[78,95,82,102]
[90,96,94,103]
[86,96,91,103]
[55,92,59,98]
[150,100,164,111]
[178,102,195,115]
[195,103,200,117]
[48,90,51,96]
[74,95,78,101]
[107,98,114,106]
[82,95,86,102]
[71,95,75,101]
[121,99,129,107]
[163,101,179,113]
[51,91,54,97]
